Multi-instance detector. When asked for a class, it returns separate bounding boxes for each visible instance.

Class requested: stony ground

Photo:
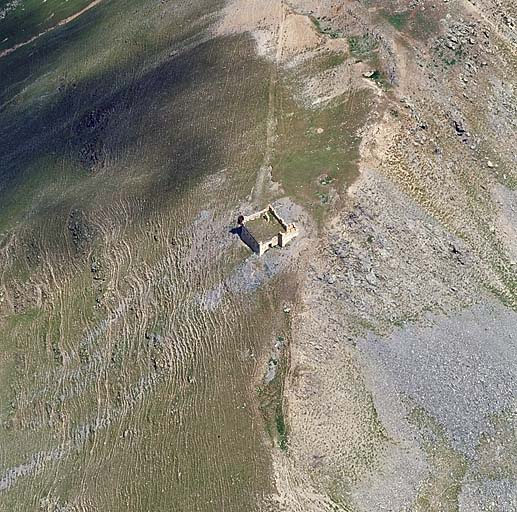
[244,0,517,510]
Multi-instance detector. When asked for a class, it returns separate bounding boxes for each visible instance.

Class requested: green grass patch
[433,49,455,69]
[348,35,378,60]
[365,69,392,90]
[275,404,288,451]
[309,15,343,39]
[380,9,441,41]
[364,68,389,86]
[317,52,346,70]
[257,376,289,451]
[385,11,409,31]
[502,175,517,190]
[0,1,277,509]
[348,35,391,88]
[257,333,290,451]
[272,87,370,223]
[309,15,323,33]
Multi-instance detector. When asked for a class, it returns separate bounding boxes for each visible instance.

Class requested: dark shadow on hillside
[0,1,270,257]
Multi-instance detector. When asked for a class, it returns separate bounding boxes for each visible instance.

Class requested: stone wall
[239,204,299,255]
[279,225,298,247]
[258,234,280,255]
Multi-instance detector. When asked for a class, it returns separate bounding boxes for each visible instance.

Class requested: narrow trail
[0,0,104,59]
[251,0,286,203]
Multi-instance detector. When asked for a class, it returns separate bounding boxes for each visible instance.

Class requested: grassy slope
[0,1,285,510]
[1,2,382,510]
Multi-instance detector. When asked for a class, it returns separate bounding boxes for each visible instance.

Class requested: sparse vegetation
[348,35,378,60]
[319,175,334,185]
[317,52,346,70]
[408,407,468,511]
[309,16,343,38]
[257,329,290,452]
[385,11,409,31]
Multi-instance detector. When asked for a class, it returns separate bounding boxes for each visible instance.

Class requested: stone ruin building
[237,205,298,256]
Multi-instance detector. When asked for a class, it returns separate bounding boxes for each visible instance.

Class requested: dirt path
[251,0,286,203]
[0,0,104,59]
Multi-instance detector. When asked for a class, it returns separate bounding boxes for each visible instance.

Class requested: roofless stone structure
[237,205,298,256]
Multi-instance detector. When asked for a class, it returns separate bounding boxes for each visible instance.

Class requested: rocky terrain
[258,1,517,510]
[0,0,516,511]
